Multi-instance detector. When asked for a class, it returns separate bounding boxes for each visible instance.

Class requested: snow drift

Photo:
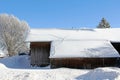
[76,67,120,80]
[0,55,120,80]
[0,55,30,69]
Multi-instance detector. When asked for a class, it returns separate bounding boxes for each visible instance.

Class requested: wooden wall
[50,58,119,69]
[30,42,50,67]
[111,42,120,54]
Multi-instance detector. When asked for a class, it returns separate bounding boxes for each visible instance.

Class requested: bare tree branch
[0,14,30,56]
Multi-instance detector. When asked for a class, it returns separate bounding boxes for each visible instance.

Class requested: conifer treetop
[97,18,111,28]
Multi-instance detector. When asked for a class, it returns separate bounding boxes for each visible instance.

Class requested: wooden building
[26,28,120,69]
[49,40,120,69]
[50,58,118,69]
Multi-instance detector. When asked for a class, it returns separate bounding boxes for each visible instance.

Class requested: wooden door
[30,42,50,67]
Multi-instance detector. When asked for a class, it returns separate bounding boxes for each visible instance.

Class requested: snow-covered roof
[26,28,120,42]
[50,40,120,58]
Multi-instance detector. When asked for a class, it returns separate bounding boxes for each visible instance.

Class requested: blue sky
[0,0,120,29]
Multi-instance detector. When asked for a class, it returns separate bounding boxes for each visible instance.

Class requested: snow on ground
[0,55,31,69]
[0,55,120,80]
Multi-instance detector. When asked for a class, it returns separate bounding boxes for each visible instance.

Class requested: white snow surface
[0,55,120,80]
[0,50,6,58]
[0,55,31,69]
[26,28,120,58]
[26,28,120,42]
[50,40,120,58]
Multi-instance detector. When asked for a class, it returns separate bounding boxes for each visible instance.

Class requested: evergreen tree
[97,18,111,28]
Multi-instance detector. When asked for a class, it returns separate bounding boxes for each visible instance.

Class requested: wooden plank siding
[111,42,120,54]
[50,58,119,69]
[30,42,51,67]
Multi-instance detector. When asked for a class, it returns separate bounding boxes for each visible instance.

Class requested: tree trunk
[8,49,16,56]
